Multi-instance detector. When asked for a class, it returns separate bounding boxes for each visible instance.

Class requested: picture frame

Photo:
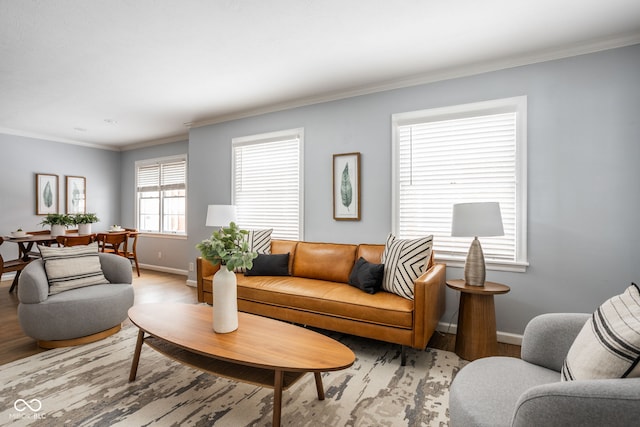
[66,175,86,214]
[333,152,361,220]
[36,173,59,215]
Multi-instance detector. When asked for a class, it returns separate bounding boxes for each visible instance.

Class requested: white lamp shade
[205,205,237,227]
[451,202,504,237]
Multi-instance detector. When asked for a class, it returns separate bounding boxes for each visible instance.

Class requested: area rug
[0,325,466,426]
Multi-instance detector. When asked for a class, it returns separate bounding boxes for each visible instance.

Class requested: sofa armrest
[17,260,50,304]
[99,253,133,284]
[520,313,590,371]
[512,378,640,427]
[412,262,446,349]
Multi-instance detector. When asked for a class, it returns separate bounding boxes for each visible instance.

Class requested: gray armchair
[449,313,640,427]
[18,253,134,348]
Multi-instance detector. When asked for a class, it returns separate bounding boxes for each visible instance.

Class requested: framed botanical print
[333,152,361,220]
[36,173,59,215]
[66,175,86,214]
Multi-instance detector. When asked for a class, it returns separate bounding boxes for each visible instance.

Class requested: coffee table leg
[129,329,145,382]
[273,370,283,427]
[314,372,325,400]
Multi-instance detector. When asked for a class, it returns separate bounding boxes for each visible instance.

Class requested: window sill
[138,232,187,240]
[435,255,529,273]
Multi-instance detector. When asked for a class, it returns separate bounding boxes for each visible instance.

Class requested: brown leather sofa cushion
[271,240,298,273]
[237,275,413,328]
[292,242,357,283]
[356,244,384,263]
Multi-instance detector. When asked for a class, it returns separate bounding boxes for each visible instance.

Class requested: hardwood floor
[0,270,520,365]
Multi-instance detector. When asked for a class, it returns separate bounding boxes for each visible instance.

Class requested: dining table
[3,233,78,292]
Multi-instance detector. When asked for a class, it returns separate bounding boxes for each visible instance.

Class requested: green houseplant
[196,222,258,271]
[40,213,74,236]
[73,213,100,234]
[196,221,258,333]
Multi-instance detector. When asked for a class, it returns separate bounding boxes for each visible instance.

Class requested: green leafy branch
[196,222,258,271]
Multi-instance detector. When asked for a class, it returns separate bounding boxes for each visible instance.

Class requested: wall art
[66,175,86,214]
[333,152,361,220]
[36,173,59,215]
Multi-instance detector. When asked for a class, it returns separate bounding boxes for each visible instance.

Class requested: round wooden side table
[446,279,510,361]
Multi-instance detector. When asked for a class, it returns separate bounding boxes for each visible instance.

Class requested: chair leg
[134,258,140,277]
[9,271,21,293]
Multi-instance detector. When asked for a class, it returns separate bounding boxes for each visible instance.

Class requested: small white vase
[51,224,66,237]
[78,223,92,235]
[212,266,238,333]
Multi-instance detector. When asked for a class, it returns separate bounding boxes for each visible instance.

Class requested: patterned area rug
[1,324,466,426]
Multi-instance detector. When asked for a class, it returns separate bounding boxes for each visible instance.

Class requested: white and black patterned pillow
[247,229,272,254]
[235,229,272,272]
[561,283,640,381]
[380,234,433,300]
[39,242,109,295]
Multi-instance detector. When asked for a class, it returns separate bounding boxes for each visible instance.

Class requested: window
[232,128,303,240]
[392,97,527,271]
[135,155,187,235]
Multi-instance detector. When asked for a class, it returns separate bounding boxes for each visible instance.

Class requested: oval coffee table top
[128,303,355,372]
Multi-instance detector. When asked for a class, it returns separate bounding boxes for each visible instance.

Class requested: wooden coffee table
[128,303,355,426]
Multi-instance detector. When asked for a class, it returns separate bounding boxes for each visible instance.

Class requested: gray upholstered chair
[449,313,640,427]
[17,252,134,348]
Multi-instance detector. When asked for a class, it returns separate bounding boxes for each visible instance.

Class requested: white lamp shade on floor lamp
[206,205,237,227]
[451,202,504,286]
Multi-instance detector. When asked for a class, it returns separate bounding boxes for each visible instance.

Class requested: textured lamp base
[464,237,485,286]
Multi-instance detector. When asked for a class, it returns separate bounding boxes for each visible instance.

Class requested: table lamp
[451,202,504,286]
[205,205,237,228]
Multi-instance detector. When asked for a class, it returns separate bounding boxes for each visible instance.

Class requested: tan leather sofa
[197,240,446,364]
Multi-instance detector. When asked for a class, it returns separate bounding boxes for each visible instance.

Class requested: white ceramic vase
[51,224,66,237]
[212,266,238,333]
[78,223,92,235]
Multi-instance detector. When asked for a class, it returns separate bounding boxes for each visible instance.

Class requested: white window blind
[136,156,187,235]
[232,129,303,240]
[392,97,527,270]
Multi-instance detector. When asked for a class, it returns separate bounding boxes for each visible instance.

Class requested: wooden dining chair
[56,234,96,247]
[0,236,31,293]
[96,232,129,256]
[123,228,140,276]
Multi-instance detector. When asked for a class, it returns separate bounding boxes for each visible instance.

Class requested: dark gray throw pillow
[244,253,290,276]
[348,257,385,294]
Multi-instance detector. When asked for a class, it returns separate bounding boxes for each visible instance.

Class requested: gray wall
[187,44,640,335]
[120,140,190,273]
[2,44,638,336]
[0,134,121,260]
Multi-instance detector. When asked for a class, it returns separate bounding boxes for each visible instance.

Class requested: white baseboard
[186,279,197,288]
[138,263,188,277]
[437,321,523,346]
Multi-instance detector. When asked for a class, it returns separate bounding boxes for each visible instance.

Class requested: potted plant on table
[40,213,74,237]
[197,222,257,333]
[73,213,100,235]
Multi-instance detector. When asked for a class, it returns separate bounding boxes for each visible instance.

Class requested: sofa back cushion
[356,244,384,263]
[292,242,357,283]
[271,240,298,274]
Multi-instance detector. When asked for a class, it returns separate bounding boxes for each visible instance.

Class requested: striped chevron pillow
[235,228,272,272]
[40,242,109,295]
[381,234,433,300]
[561,283,640,381]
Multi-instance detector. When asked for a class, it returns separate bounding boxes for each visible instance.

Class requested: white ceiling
[1,0,640,151]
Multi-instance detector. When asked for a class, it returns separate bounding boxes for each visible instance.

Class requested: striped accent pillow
[381,234,433,300]
[40,242,109,295]
[235,229,272,272]
[561,283,640,381]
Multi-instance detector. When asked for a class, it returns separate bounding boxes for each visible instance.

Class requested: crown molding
[0,127,120,151]
[189,33,640,130]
